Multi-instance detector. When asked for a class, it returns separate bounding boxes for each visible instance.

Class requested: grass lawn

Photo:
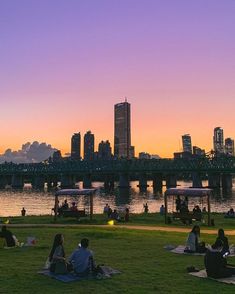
[0,227,235,293]
[4,212,235,231]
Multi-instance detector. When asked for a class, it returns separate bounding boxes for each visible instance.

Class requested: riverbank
[1,212,235,230]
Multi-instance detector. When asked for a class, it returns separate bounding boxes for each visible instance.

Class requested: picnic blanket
[38,266,121,283]
[170,245,205,256]
[168,245,235,257]
[189,269,235,285]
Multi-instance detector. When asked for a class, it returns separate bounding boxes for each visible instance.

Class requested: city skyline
[1,1,235,157]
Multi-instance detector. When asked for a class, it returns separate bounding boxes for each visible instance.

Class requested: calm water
[0,181,235,217]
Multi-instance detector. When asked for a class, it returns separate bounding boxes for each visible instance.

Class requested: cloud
[0,141,57,163]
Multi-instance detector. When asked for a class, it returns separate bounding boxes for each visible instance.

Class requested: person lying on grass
[204,239,235,278]
[68,238,95,276]
[184,225,206,253]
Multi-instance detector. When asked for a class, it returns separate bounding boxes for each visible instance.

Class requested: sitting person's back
[0,226,15,247]
[204,240,235,278]
[110,209,120,221]
[216,229,229,255]
[68,238,94,276]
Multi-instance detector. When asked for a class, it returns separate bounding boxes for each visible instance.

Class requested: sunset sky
[1,0,235,158]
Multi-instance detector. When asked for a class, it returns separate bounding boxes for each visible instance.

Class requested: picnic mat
[168,245,235,257]
[189,269,235,285]
[38,266,121,283]
[170,245,205,256]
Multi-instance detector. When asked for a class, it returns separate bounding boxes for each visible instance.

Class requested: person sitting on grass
[204,239,235,278]
[216,229,230,255]
[68,238,95,276]
[110,209,120,221]
[0,225,16,247]
[184,225,206,253]
[225,208,235,218]
[49,233,69,273]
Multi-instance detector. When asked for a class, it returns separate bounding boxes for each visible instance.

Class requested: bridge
[0,156,235,190]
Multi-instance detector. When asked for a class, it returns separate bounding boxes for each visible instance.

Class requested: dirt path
[2,223,235,235]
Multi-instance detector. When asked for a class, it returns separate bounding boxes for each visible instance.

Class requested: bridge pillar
[0,176,7,189]
[138,173,149,192]
[11,174,24,189]
[32,175,45,189]
[166,174,177,188]
[208,173,221,188]
[61,174,75,189]
[118,173,130,188]
[83,174,92,189]
[152,174,163,192]
[222,174,233,190]
[104,175,115,191]
[53,180,59,188]
[192,172,202,188]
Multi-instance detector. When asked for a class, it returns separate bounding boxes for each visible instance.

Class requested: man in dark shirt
[204,240,235,278]
[0,226,15,247]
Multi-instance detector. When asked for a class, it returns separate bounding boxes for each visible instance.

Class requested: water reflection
[0,181,235,217]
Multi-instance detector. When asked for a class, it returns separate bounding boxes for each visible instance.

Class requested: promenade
[3,223,235,235]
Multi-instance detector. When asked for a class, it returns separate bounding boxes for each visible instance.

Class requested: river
[0,180,235,217]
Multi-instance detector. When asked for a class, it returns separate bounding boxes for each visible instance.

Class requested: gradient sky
[0,0,235,157]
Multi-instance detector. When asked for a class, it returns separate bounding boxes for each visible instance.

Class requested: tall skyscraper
[71,133,81,160]
[98,140,112,160]
[114,99,132,158]
[182,134,192,153]
[84,131,95,160]
[225,137,234,156]
[213,127,224,154]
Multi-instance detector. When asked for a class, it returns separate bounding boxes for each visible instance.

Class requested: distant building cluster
[53,100,235,163]
[54,99,139,161]
[174,127,234,159]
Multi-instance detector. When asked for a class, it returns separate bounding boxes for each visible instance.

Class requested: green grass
[3,212,235,230]
[0,227,235,293]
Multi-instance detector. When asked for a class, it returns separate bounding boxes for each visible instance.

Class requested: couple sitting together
[185,226,229,255]
[185,225,235,278]
[48,234,95,276]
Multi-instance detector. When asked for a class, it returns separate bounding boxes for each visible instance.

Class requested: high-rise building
[182,134,192,153]
[98,140,112,160]
[71,133,81,160]
[84,131,95,160]
[213,127,224,154]
[225,138,234,156]
[114,99,132,158]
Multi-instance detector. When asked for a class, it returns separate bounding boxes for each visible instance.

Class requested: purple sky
[1,0,235,157]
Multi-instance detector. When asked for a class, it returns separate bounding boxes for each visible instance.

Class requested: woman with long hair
[185,225,206,253]
[49,234,66,273]
[216,229,229,255]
